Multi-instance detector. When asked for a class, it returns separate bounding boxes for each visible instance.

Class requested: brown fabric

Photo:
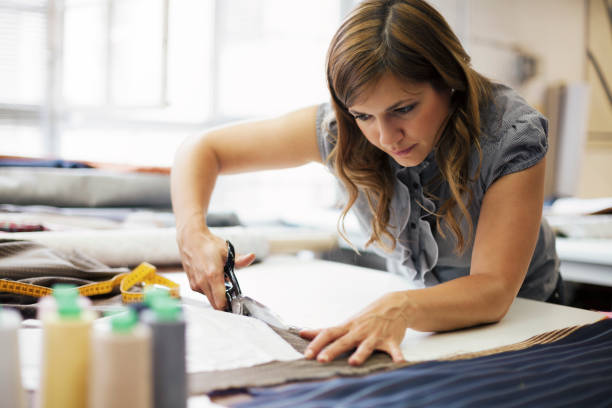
[0,239,128,279]
[190,324,586,395]
[0,239,128,317]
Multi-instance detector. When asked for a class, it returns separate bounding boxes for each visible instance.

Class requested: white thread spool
[89,310,152,408]
[0,308,25,408]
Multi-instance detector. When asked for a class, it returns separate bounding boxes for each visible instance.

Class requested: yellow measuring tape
[0,262,180,304]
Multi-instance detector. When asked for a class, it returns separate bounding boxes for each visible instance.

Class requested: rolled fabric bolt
[0,307,25,408]
[142,296,187,408]
[89,309,152,408]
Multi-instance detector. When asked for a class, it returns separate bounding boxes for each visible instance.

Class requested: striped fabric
[235,318,612,408]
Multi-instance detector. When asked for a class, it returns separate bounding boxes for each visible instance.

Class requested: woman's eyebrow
[349,97,419,116]
[384,98,417,111]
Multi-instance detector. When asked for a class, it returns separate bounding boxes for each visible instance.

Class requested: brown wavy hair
[326,0,493,254]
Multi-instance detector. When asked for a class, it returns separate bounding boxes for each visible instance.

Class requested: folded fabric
[234,318,612,408]
[0,239,128,317]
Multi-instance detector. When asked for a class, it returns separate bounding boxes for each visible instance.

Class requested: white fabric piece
[225,257,604,361]
[229,256,416,329]
[7,227,270,267]
[400,298,604,362]
[18,303,302,391]
[183,305,302,373]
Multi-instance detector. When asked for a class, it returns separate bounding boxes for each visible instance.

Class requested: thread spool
[39,285,94,408]
[0,307,25,408]
[89,309,152,408]
[37,294,92,320]
[142,296,187,408]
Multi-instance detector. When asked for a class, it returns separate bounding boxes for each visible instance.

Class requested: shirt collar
[393,150,436,176]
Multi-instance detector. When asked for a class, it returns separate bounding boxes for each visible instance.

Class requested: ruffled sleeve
[480,110,548,191]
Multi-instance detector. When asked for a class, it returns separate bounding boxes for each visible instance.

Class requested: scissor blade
[231,295,290,330]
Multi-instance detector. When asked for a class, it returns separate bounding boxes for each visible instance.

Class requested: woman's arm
[171,105,321,310]
[302,158,546,365]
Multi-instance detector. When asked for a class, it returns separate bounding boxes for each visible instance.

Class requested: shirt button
[412,182,419,190]
[410,222,417,229]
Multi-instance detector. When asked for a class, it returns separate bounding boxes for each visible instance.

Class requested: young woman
[171,0,562,366]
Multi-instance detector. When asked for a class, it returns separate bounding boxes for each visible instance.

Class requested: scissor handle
[223,240,241,311]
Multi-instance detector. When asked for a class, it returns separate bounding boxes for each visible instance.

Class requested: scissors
[223,240,296,331]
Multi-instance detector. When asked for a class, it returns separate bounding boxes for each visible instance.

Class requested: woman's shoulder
[476,84,549,189]
[480,84,548,140]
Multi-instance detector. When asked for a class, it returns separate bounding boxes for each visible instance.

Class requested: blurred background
[0,0,611,309]
[1,0,611,210]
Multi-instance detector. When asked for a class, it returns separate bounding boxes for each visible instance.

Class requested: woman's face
[347,73,452,167]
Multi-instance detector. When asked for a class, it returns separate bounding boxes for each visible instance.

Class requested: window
[1,0,353,166]
[0,0,48,156]
[1,0,357,215]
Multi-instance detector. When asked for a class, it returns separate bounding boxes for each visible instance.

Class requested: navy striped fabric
[235,318,612,408]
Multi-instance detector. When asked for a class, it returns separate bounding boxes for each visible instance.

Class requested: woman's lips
[392,144,417,157]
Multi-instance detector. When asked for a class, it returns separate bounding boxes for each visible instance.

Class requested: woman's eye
[395,104,417,114]
[353,113,371,121]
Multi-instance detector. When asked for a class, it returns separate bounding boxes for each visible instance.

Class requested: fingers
[348,337,376,366]
[303,326,350,362]
[387,342,405,363]
[180,235,228,310]
[317,333,360,363]
[348,339,404,366]
[178,231,255,310]
[185,259,216,308]
[207,264,227,310]
[302,326,405,366]
[299,328,322,340]
[235,253,256,268]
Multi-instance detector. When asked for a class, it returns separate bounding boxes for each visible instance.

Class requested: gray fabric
[0,167,171,208]
[316,84,558,301]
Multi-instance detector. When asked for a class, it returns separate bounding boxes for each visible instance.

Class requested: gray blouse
[316,84,559,301]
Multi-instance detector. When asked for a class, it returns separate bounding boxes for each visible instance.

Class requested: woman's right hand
[176,221,255,310]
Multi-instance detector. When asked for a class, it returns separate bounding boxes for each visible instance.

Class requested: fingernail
[318,354,328,363]
[304,349,313,359]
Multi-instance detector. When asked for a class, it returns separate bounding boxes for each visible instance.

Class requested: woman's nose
[378,119,402,148]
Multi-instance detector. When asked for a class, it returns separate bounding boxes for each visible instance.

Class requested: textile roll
[0,308,25,408]
[89,318,152,408]
[7,227,270,267]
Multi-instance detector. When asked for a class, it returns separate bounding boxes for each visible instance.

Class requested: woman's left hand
[300,291,410,366]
